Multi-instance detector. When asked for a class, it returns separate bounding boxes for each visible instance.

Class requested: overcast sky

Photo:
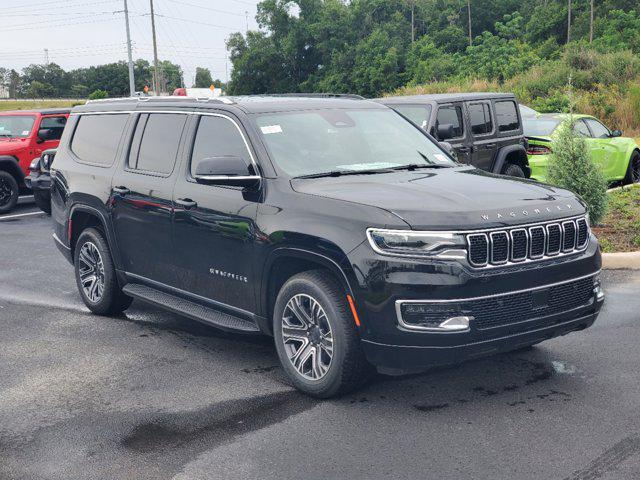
[0,0,261,85]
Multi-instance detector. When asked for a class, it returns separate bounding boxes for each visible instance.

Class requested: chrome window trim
[528,225,545,259]
[510,228,528,262]
[545,223,562,256]
[489,231,509,265]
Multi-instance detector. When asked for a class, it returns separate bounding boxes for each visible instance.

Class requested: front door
[584,118,625,181]
[171,113,259,314]
[435,103,470,164]
[110,112,188,285]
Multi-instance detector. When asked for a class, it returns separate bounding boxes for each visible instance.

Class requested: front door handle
[113,186,130,195]
[176,198,198,209]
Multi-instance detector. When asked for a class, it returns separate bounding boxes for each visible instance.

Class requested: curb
[602,251,640,270]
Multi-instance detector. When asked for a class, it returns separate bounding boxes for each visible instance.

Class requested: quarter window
[190,115,252,177]
[71,114,128,166]
[468,103,493,135]
[585,118,610,138]
[435,105,464,138]
[495,100,519,132]
[128,113,187,174]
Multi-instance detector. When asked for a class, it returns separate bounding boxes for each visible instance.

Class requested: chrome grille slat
[466,216,590,268]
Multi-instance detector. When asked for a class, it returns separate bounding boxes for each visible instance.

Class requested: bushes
[547,118,608,224]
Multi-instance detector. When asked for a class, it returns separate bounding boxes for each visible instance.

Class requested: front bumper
[348,234,603,370]
[24,172,52,192]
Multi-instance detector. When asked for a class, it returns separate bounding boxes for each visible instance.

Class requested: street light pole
[124,0,135,96]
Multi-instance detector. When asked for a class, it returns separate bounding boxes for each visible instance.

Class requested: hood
[0,138,29,154]
[291,167,585,230]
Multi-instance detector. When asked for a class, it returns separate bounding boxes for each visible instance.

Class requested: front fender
[492,145,530,177]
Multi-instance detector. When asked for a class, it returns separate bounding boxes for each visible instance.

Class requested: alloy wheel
[633,155,640,184]
[78,241,105,303]
[0,177,12,206]
[281,293,334,380]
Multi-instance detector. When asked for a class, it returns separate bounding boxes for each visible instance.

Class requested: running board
[122,283,260,333]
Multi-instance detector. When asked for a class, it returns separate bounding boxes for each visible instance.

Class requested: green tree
[193,67,214,88]
[26,80,56,98]
[88,89,108,100]
[547,117,608,224]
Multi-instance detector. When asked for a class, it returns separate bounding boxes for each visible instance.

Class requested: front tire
[624,151,640,185]
[273,270,371,398]
[0,171,19,214]
[502,163,525,178]
[74,228,132,315]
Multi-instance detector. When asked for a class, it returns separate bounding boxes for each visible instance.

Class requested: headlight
[366,228,466,257]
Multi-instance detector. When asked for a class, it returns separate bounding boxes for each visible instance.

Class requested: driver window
[435,105,464,139]
[585,118,610,139]
[190,115,252,178]
[40,116,67,140]
[574,120,591,137]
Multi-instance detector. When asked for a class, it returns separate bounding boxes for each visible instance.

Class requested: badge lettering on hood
[481,203,573,221]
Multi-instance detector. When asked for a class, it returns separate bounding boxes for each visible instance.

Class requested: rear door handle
[484,143,496,149]
[113,186,130,195]
[176,198,198,209]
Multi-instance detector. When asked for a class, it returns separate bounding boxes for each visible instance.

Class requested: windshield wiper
[390,163,452,171]
[295,168,395,179]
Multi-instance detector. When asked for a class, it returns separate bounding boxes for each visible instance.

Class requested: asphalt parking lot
[1,208,639,480]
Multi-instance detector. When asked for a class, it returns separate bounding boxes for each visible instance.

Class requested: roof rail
[261,93,365,100]
[85,96,234,105]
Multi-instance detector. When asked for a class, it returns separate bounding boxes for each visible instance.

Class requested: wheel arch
[492,145,530,178]
[0,156,25,184]
[69,204,119,267]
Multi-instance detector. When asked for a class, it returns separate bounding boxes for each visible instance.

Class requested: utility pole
[245,10,249,33]
[567,0,572,43]
[467,0,472,46]
[149,0,161,95]
[410,1,415,43]
[124,0,136,96]
[44,49,49,66]
[589,0,594,43]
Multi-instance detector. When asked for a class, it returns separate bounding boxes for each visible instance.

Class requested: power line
[2,15,129,32]
[3,0,118,12]
[165,0,245,17]
[143,12,240,30]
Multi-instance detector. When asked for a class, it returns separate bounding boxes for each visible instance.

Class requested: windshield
[0,115,36,139]
[522,116,561,137]
[254,108,455,177]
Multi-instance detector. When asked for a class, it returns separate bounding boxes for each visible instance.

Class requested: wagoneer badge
[481,203,573,221]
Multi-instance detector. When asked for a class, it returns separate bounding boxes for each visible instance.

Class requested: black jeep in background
[378,93,530,178]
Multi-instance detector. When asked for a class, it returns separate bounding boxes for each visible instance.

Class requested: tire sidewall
[503,163,525,178]
[0,171,19,214]
[273,275,350,397]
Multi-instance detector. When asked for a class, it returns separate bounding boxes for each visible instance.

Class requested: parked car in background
[51,95,603,398]
[25,148,56,214]
[378,93,531,178]
[0,109,69,213]
[523,113,640,184]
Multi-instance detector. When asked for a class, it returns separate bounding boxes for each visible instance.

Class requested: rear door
[434,103,470,163]
[466,101,495,170]
[171,112,259,314]
[492,99,522,169]
[110,112,188,286]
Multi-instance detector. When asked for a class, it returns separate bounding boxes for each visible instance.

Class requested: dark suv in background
[378,93,530,178]
[51,95,602,397]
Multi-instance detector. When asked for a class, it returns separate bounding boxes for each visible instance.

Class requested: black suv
[51,95,603,398]
[378,93,530,178]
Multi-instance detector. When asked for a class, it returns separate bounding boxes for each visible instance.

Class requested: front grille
[470,275,596,329]
[466,216,589,268]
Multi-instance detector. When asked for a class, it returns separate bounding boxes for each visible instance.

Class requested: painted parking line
[0,211,45,221]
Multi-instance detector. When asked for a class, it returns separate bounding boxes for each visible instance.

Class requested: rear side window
[71,114,128,166]
[190,115,252,177]
[435,105,464,138]
[468,103,493,135]
[128,113,187,174]
[495,100,519,132]
[40,116,67,140]
[393,105,432,130]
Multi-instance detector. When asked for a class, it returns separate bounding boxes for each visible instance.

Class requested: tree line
[0,61,224,98]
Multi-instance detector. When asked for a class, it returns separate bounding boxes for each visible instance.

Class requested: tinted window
[436,105,464,138]
[574,120,591,137]
[468,103,493,135]
[495,101,519,132]
[393,105,432,130]
[190,115,252,177]
[71,114,128,166]
[129,113,187,174]
[522,116,561,137]
[40,116,67,140]
[585,118,610,138]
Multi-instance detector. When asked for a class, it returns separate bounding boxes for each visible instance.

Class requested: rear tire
[33,190,51,214]
[0,171,19,214]
[502,163,525,178]
[623,151,640,185]
[74,228,132,315]
[273,270,372,398]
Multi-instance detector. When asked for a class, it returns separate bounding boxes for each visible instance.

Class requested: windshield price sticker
[261,125,283,135]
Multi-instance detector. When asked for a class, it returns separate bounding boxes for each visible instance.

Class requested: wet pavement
[1,215,639,479]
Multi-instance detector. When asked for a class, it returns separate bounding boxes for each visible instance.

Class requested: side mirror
[439,141,454,156]
[610,129,622,137]
[37,128,53,143]
[194,156,260,188]
[437,123,455,141]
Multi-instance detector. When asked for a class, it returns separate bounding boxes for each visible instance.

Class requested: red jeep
[0,109,70,213]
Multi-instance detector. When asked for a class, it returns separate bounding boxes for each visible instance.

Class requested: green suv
[523,113,640,184]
